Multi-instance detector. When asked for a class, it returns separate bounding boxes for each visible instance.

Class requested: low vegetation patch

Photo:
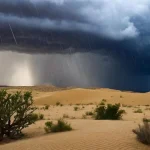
[74,106,79,111]
[44,104,49,110]
[99,101,105,105]
[85,111,94,116]
[134,109,143,113]
[95,103,126,120]
[44,119,72,133]
[143,118,150,123]
[56,101,61,106]
[39,114,44,120]
[102,99,107,102]
[133,119,150,145]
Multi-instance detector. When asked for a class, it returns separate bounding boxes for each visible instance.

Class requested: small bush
[31,113,39,121]
[74,106,79,111]
[133,120,150,145]
[99,101,105,105]
[134,109,143,113]
[95,103,125,120]
[44,105,49,110]
[44,119,72,133]
[85,111,94,116]
[0,90,37,141]
[102,99,107,102]
[56,101,61,106]
[143,118,150,123]
[39,114,44,120]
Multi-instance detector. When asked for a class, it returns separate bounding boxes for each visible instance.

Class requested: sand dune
[33,88,150,106]
[0,86,150,150]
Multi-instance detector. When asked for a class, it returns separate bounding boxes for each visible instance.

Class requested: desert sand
[0,86,150,150]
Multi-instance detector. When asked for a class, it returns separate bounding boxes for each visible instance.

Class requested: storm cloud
[0,0,150,92]
[0,0,150,46]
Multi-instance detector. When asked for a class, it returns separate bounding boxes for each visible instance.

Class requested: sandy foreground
[0,86,150,150]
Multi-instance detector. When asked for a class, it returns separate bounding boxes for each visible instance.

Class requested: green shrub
[0,90,37,141]
[31,113,39,121]
[44,121,53,133]
[85,111,94,116]
[133,120,150,145]
[39,114,44,120]
[143,118,150,123]
[134,109,143,113]
[102,99,107,102]
[95,103,125,120]
[74,106,79,111]
[56,101,61,106]
[44,119,72,133]
[44,105,49,110]
[99,101,105,105]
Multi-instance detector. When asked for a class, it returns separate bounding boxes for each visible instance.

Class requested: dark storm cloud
[1,0,150,91]
[0,0,150,44]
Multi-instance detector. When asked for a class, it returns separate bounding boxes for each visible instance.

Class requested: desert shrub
[44,121,53,133]
[95,103,125,120]
[85,111,94,116]
[44,105,49,110]
[56,101,61,106]
[0,90,37,141]
[133,120,150,145]
[31,113,39,121]
[76,103,80,106]
[99,101,105,105]
[134,109,143,113]
[44,119,72,133]
[74,106,79,111]
[143,118,150,123]
[102,99,107,102]
[39,114,44,120]
[88,103,94,105]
